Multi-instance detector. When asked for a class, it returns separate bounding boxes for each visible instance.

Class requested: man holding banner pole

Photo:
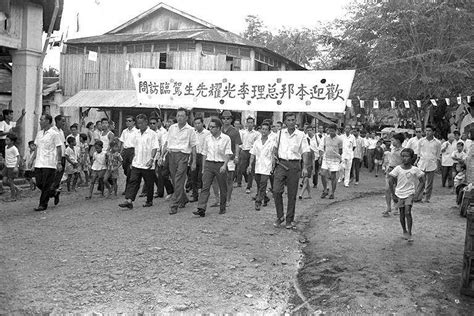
[273,112,310,229]
[160,108,197,215]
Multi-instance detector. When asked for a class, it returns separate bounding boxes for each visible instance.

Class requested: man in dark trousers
[273,112,310,229]
[119,115,137,191]
[32,114,63,211]
[193,118,232,217]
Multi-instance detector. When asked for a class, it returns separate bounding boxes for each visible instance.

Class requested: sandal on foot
[328,193,334,199]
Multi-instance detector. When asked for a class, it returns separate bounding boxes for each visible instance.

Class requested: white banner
[131,69,355,113]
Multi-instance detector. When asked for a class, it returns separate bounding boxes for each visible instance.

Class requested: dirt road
[2,170,474,313]
[290,177,474,314]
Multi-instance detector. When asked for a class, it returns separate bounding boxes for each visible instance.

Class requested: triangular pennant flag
[468,96,471,103]
[416,100,421,108]
[457,96,462,105]
[445,98,450,105]
[346,99,352,108]
[359,100,365,108]
[390,100,395,109]
[373,100,379,109]
[404,100,410,108]
[430,99,437,106]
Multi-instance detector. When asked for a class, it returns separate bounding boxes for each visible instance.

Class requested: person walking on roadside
[190,116,211,202]
[221,110,242,205]
[0,109,25,159]
[119,115,137,189]
[338,126,356,187]
[238,116,259,194]
[31,114,63,211]
[99,118,115,152]
[440,133,456,188]
[273,112,310,230]
[406,128,423,163]
[319,124,342,200]
[248,121,275,211]
[51,115,66,206]
[414,125,441,203]
[366,132,377,172]
[382,133,405,216]
[193,118,232,217]
[351,129,365,185]
[161,108,197,214]
[119,114,159,209]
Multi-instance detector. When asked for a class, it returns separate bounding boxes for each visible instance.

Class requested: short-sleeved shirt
[202,133,232,162]
[374,147,384,160]
[92,151,107,171]
[276,128,310,160]
[0,120,16,140]
[417,137,441,172]
[34,128,63,169]
[132,127,159,169]
[119,127,138,149]
[388,146,403,168]
[241,129,260,151]
[166,123,197,154]
[250,136,276,175]
[222,126,242,158]
[441,140,457,166]
[340,134,356,159]
[52,126,66,157]
[195,128,211,155]
[5,145,19,168]
[389,165,424,199]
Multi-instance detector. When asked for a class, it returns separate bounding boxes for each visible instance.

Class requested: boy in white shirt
[3,133,20,201]
[24,140,36,190]
[388,148,425,242]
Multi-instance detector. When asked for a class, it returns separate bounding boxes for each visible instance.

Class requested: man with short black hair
[193,118,232,217]
[414,125,441,203]
[273,112,310,229]
[238,116,259,193]
[190,116,210,202]
[32,114,63,211]
[119,114,159,209]
[221,110,241,205]
[161,107,197,214]
[119,115,137,187]
[51,115,66,205]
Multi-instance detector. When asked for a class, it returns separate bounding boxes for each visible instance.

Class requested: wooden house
[59,2,306,131]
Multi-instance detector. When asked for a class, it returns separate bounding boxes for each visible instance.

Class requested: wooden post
[461,210,474,297]
[118,110,123,135]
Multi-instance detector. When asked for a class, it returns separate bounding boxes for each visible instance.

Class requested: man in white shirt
[0,109,24,159]
[193,118,232,217]
[273,112,311,229]
[51,115,66,206]
[312,126,325,188]
[366,132,378,172]
[248,121,275,211]
[119,115,137,187]
[414,125,441,202]
[153,116,174,198]
[238,116,260,193]
[338,126,356,187]
[190,116,211,202]
[440,133,456,188]
[119,114,159,209]
[161,108,197,214]
[32,114,63,211]
[406,129,423,163]
[351,129,365,185]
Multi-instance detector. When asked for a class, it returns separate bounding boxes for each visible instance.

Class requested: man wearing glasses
[119,115,137,189]
[221,110,242,206]
[193,118,232,217]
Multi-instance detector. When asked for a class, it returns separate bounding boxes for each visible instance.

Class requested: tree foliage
[322,0,474,100]
[241,15,320,69]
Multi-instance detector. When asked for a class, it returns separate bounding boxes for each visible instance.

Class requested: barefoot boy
[388,148,424,242]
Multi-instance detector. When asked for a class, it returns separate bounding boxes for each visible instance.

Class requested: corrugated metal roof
[66,28,262,48]
[60,90,139,108]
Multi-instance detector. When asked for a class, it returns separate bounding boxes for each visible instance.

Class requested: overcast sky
[44,0,348,69]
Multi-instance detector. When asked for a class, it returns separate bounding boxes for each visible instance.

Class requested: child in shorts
[65,136,80,192]
[3,133,20,201]
[103,140,122,197]
[79,133,90,186]
[388,148,425,242]
[24,140,36,190]
[86,140,106,199]
[373,140,384,177]
[451,142,467,175]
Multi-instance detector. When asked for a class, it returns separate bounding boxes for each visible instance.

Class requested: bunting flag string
[345,95,472,109]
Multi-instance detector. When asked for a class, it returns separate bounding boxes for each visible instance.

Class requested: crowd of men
[14,106,474,229]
